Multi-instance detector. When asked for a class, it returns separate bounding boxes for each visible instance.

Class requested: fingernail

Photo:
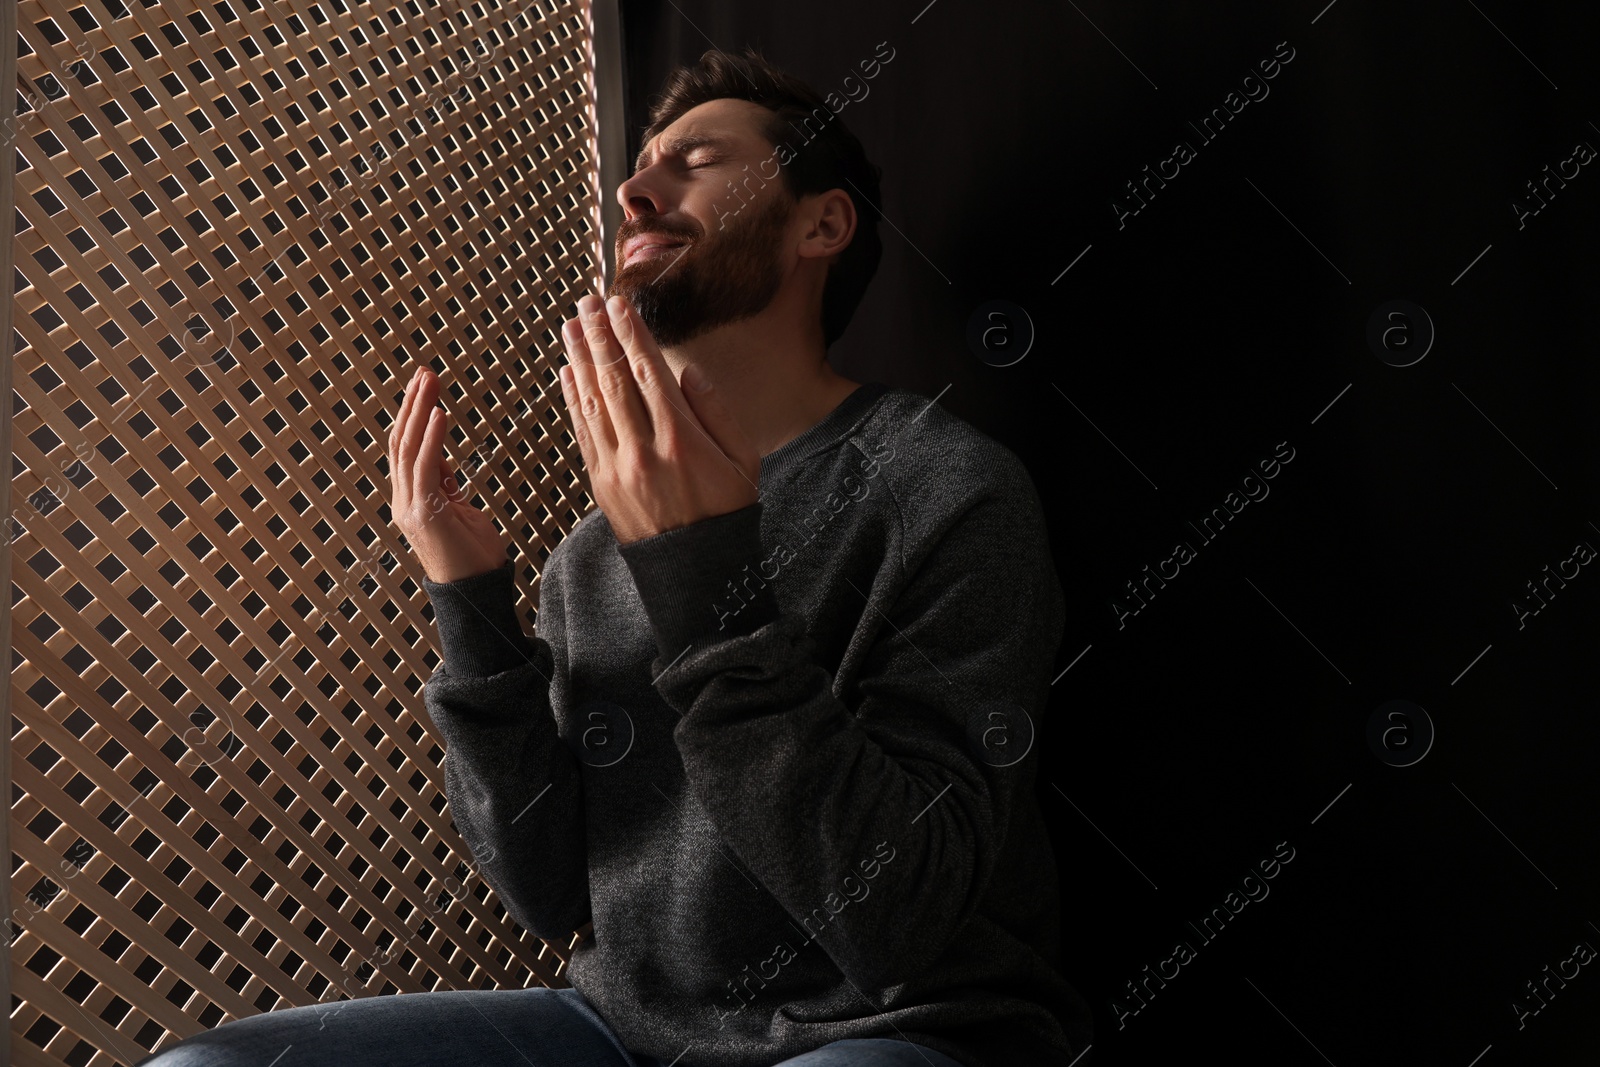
[686,364,713,392]
[606,295,626,316]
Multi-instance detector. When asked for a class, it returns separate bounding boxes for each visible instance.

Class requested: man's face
[607,98,795,348]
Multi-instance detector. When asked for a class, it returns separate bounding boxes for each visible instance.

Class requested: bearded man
[141,46,1091,1067]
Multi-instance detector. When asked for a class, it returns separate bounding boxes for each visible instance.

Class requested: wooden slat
[10,0,600,1063]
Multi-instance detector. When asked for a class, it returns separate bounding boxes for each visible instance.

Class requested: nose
[615,166,665,220]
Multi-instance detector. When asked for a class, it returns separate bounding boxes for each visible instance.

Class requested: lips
[622,234,688,266]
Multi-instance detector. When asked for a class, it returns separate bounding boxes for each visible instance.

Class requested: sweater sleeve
[421,555,591,941]
[615,472,1066,993]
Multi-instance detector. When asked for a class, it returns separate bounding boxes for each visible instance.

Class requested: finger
[387,369,408,458]
[437,457,465,503]
[558,362,593,464]
[414,404,446,509]
[397,369,435,510]
[571,294,636,448]
[578,292,627,371]
[607,294,688,443]
[389,369,421,503]
[561,312,616,455]
[585,295,652,450]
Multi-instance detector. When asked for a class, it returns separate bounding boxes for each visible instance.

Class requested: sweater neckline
[759,380,890,475]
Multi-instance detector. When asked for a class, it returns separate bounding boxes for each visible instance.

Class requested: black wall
[619,4,1599,1063]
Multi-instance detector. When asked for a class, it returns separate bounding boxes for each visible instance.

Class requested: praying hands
[555,292,759,546]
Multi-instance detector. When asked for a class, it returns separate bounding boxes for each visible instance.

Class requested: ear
[796,189,857,262]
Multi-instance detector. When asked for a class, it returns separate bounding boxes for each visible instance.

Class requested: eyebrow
[633,133,732,174]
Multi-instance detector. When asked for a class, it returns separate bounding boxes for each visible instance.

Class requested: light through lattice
[9,0,601,1063]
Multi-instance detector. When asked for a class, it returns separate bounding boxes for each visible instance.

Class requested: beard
[607,190,792,347]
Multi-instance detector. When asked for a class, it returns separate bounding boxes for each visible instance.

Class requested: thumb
[679,365,752,460]
[437,457,466,503]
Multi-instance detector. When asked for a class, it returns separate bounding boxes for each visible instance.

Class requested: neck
[659,298,861,458]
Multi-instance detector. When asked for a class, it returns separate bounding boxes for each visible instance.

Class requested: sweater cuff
[615,502,782,660]
[422,561,537,677]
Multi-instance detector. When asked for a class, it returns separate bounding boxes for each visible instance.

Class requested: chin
[611,261,676,303]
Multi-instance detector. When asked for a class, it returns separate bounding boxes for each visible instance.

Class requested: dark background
[618,3,1598,1064]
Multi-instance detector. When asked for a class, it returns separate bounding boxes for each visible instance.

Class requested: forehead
[634,98,771,171]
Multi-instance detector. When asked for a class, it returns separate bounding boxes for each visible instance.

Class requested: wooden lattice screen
[8,0,604,1061]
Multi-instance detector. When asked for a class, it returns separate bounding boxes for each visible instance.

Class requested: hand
[387,366,509,583]
[557,293,759,545]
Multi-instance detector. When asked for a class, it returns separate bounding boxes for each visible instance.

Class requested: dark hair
[640,46,884,348]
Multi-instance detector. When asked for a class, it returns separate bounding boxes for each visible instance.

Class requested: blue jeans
[133,986,969,1067]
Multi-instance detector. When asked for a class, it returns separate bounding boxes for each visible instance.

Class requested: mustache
[618,221,699,247]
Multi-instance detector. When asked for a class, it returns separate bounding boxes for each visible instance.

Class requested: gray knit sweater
[420,381,1093,1067]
